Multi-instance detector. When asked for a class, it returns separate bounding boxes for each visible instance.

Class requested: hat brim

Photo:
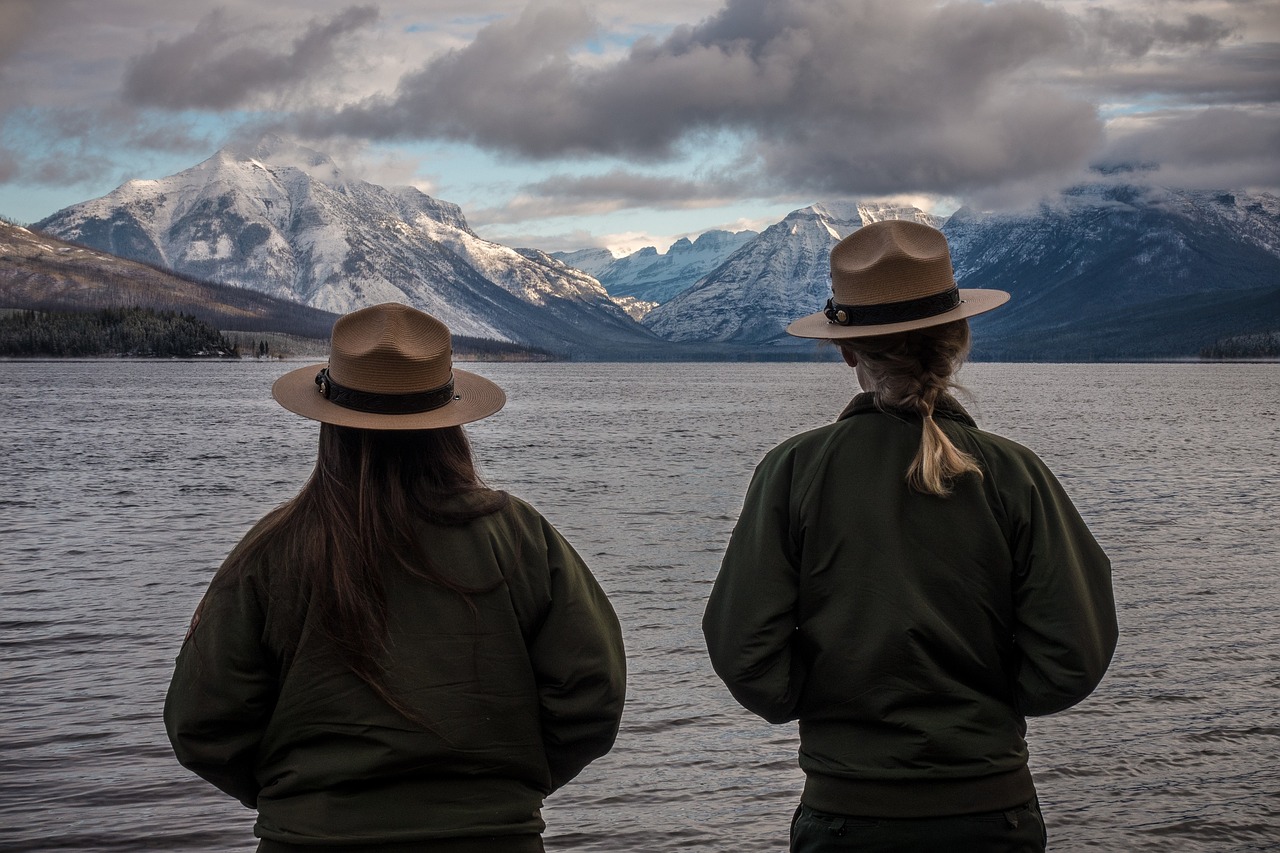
[786,288,1011,339]
[272,364,506,430]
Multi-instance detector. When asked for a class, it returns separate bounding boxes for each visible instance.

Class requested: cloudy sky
[1,0,1276,253]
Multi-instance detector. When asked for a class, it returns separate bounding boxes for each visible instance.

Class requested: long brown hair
[196,423,508,719]
[838,319,982,496]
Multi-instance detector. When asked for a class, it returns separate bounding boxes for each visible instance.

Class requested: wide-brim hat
[272,303,505,430]
[786,219,1010,339]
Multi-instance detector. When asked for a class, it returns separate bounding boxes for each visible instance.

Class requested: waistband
[802,765,1036,818]
[257,835,544,853]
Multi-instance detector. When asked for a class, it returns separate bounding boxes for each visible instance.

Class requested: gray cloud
[1100,107,1280,188]
[470,169,750,225]
[475,226,615,254]
[0,0,70,65]
[0,146,18,184]
[299,0,1108,196]
[3,0,1274,224]
[303,4,601,153]
[123,5,379,110]
[289,0,1278,201]
[1081,8,1234,59]
[0,0,77,114]
[1085,41,1280,105]
[522,169,742,206]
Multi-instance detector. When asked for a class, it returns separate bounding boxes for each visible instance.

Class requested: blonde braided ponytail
[839,320,982,497]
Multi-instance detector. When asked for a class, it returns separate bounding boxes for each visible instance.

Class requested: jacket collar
[837,391,977,427]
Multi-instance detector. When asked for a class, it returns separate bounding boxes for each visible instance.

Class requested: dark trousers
[790,800,1047,853]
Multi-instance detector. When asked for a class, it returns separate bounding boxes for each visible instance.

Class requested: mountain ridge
[643,202,945,344]
[553,229,758,306]
[0,219,339,339]
[17,135,1280,360]
[34,135,658,358]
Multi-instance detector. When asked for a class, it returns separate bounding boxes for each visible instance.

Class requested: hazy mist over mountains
[15,137,1280,360]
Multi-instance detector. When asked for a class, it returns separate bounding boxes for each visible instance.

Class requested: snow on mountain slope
[35,135,653,355]
[30,145,1279,359]
[554,229,757,304]
[943,184,1280,358]
[644,187,1280,353]
[552,247,617,280]
[643,203,942,343]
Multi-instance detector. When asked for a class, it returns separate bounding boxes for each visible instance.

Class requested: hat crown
[328,303,453,394]
[831,220,956,307]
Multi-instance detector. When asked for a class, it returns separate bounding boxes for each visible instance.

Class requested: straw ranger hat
[272,303,505,430]
[786,219,1010,339]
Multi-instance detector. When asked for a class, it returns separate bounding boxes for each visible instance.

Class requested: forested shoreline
[5,305,1274,362]
[1199,331,1280,359]
[0,307,238,358]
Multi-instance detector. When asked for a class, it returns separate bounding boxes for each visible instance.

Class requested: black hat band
[825,287,961,326]
[315,368,458,414]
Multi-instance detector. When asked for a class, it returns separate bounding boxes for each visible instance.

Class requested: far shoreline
[3,355,1278,365]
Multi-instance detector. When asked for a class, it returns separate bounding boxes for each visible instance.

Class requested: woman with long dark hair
[165,303,626,853]
[703,220,1117,852]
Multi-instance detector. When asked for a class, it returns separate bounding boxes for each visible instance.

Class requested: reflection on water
[2,360,1278,852]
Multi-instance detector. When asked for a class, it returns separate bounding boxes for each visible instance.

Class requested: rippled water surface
[2,360,1278,852]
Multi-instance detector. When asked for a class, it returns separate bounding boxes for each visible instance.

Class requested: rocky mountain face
[643,202,943,344]
[21,132,1280,360]
[554,229,758,306]
[638,189,1280,359]
[34,136,658,357]
[0,219,338,339]
[551,247,616,280]
[946,185,1280,359]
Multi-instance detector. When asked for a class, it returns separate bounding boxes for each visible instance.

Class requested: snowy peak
[857,203,945,228]
[641,185,1280,357]
[941,184,1280,358]
[551,247,617,280]
[554,229,757,304]
[34,138,656,356]
[643,201,936,343]
[197,133,348,190]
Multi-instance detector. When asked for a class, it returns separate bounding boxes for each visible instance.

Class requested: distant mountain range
[32,135,658,358]
[944,185,1280,359]
[577,188,1279,359]
[12,135,1280,360]
[643,202,942,343]
[553,229,757,305]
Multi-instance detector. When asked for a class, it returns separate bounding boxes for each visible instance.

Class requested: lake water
[2,360,1278,852]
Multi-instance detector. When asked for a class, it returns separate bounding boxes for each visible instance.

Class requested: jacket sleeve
[526,518,627,791]
[1006,455,1118,716]
[163,570,276,808]
[702,448,805,724]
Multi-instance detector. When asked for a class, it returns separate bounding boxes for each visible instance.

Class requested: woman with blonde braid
[703,220,1117,853]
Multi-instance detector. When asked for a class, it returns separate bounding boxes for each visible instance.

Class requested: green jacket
[165,494,626,846]
[703,394,1116,817]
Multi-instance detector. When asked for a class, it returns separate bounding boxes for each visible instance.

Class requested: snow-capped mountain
[643,202,943,343]
[554,229,758,305]
[639,188,1280,358]
[34,135,657,356]
[944,184,1280,359]
[551,247,617,281]
[25,140,1280,360]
